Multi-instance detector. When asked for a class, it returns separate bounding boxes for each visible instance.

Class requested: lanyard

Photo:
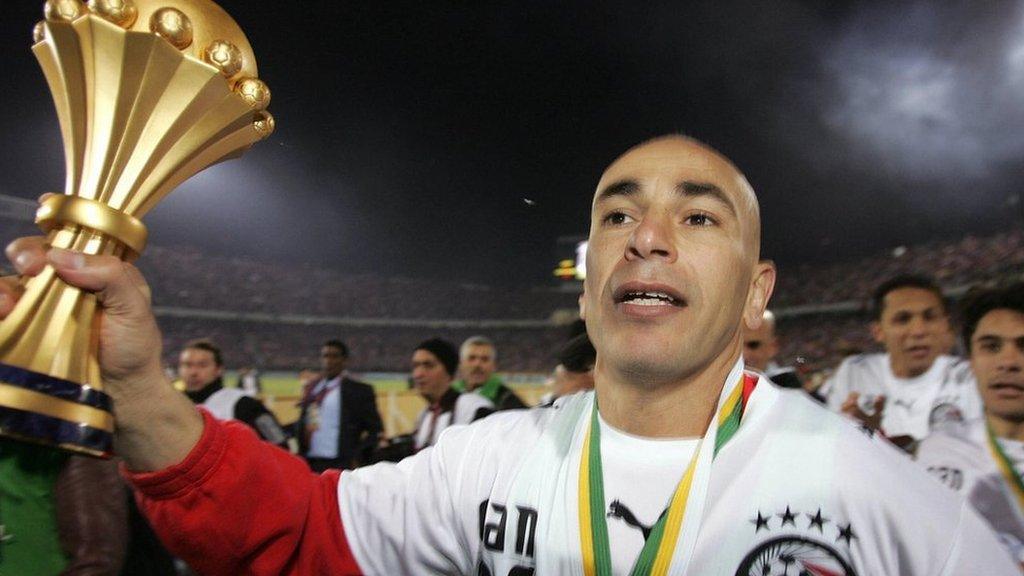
[985,423,1024,514]
[579,373,757,576]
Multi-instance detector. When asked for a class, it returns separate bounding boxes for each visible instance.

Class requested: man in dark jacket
[296,340,383,472]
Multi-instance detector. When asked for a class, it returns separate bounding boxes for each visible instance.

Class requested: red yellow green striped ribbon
[985,422,1024,515]
[579,372,758,576]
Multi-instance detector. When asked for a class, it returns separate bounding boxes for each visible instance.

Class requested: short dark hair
[872,274,947,320]
[559,333,596,373]
[959,283,1024,353]
[415,338,459,377]
[322,339,349,358]
[183,339,223,367]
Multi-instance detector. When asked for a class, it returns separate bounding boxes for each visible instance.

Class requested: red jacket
[126,409,363,575]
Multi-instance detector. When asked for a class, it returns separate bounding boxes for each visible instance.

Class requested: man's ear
[578,291,587,321]
[744,260,776,330]
[870,322,885,344]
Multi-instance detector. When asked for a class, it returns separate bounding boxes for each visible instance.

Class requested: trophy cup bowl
[0,0,275,457]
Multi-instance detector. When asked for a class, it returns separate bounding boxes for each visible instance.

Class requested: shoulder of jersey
[944,356,976,384]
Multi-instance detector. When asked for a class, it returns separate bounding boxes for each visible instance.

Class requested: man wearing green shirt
[0,439,67,575]
[453,336,527,410]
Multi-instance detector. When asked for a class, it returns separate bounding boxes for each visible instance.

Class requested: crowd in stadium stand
[772,229,1024,308]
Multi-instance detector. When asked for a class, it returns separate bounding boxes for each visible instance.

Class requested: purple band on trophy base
[0,405,112,456]
[0,362,113,412]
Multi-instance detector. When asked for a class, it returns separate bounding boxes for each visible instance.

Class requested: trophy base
[0,363,114,458]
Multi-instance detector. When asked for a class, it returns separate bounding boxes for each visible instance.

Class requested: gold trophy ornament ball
[202,40,243,78]
[253,111,275,139]
[87,0,138,29]
[235,77,271,111]
[44,0,85,22]
[33,21,47,43]
[149,7,193,50]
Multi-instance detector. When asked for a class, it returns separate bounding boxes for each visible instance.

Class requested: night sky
[2,1,1022,285]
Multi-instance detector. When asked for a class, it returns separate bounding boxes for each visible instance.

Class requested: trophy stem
[0,225,124,456]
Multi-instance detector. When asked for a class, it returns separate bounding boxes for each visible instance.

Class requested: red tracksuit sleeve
[125,409,363,575]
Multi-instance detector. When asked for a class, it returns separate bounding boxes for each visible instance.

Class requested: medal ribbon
[985,422,1024,515]
[579,372,758,576]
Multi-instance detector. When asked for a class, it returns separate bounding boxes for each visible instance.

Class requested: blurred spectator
[410,338,493,450]
[916,282,1024,565]
[540,333,597,406]
[820,275,981,451]
[295,340,383,472]
[743,310,803,390]
[179,339,288,448]
[0,439,126,575]
[453,336,526,410]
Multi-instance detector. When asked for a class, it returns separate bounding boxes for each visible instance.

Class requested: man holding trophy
[0,1,1020,575]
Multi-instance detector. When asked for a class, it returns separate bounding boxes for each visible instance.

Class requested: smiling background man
[1,136,1016,575]
[822,275,981,449]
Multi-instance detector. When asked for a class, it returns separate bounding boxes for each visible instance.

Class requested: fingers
[840,392,860,413]
[47,249,151,319]
[5,236,49,276]
[0,276,21,317]
[873,395,887,413]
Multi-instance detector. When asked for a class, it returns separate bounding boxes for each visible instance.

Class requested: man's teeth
[623,291,677,305]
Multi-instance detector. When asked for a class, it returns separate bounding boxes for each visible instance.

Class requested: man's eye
[981,341,1002,353]
[684,213,716,227]
[602,211,632,225]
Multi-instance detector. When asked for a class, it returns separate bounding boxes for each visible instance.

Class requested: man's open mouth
[613,284,686,307]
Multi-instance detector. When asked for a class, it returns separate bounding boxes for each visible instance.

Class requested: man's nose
[626,212,676,262]
[906,315,929,336]
[997,345,1024,373]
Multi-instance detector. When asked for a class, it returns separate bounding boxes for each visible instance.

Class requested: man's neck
[889,355,933,379]
[987,413,1024,442]
[594,351,740,438]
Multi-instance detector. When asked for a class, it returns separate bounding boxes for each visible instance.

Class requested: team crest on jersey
[738,506,857,576]
[735,536,856,576]
[928,402,964,428]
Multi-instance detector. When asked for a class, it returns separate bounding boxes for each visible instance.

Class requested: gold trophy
[0,0,274,456]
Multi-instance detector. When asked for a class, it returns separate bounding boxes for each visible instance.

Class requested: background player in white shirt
[2,137,1016,574]
[822,275,981,449]
[917,282,1024,566]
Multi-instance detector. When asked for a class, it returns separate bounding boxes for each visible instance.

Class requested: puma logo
[607,500,656,541]
[892,398,916,410]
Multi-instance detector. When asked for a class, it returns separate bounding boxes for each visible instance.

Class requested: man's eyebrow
[595,180,640,203]
[677,181,736,216]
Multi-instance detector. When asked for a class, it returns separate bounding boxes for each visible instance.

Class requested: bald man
[743,309,805,390]
[2,136,1015,574]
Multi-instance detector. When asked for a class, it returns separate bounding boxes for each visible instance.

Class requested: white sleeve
[336,427,480,576]
[940,501,1020,575]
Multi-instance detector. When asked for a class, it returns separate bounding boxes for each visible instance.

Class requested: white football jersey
[822,353,981,441]
[916,419,1024,563]
[337,361,1016,575]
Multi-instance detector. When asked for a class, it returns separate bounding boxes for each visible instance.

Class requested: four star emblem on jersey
[740,505,857,576]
